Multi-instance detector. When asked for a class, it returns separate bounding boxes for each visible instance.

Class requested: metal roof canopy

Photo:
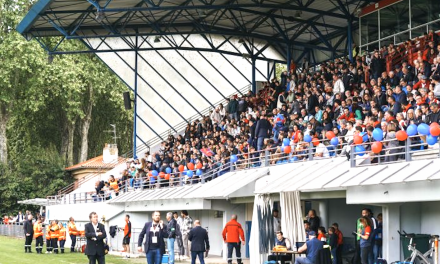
[17,0,376,62]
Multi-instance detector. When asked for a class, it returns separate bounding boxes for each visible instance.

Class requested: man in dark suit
[84,212,107,264]
[138,211,168,264]
[188,220,210,264]
[23,214,34,253]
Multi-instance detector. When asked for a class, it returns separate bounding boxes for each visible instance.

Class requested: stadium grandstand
[7,0,440,263]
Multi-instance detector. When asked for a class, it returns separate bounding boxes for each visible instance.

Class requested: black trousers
[51,238,59,253]
[353,240,361,264]
[25,235,33,251]
[70,235,77,250]
[88,254,105,264]
[36,236,43,252]
[46,237,52,251]
[336,244,343,264]
[60,240,66,252]
[227,242,242,264]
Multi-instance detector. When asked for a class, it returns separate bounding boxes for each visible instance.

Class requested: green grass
[0,236,146,264]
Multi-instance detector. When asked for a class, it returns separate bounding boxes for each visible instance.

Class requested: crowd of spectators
[1,210,45,225]
[106,30,440,190]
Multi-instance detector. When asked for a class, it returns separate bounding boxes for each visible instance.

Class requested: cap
[309,231,316,236]
[293,112,298,115]
[421,75,427,80]
[430,102,438,107]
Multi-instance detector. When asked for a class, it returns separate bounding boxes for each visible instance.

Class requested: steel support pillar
[286,45,291,73]
[348,18,353,62]
[133,35,138,159]
[251,57,256,94]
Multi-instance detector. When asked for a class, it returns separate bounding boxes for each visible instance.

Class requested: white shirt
[92,222,99,237]
[333,79,345,94]
[315,143,330,158]
[273,217,281,233]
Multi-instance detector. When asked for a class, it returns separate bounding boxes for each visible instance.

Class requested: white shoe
[45,251,49,254]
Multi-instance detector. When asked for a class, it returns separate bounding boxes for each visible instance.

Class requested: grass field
[0,236,146,264]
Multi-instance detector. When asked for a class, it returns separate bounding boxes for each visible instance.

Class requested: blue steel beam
[82,36,189,125]
[42,4,351,19]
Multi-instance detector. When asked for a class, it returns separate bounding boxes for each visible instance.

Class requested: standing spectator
[23,214,34,253]
[333,74,345,94]
[306,209,320,233]
[58,222,67,253]
[181,210,193,258]
[332,223,344,264]
[328,227,338,264]
[122,214,132,259]
[227,97,238,121]
[273,209,281,234]
[222,214,245,264]
[373,214,383,262]
[295,231,323,264]
[33,217,43,254]
[166,212,177,264]
[138,211,167,264]
[255,115,271,151]
[16,211,25,224]
[173,212,184,256]
[85,212,107,264]
[68,217,79,252]
[358,217,372,264]
[188,220,210,264]
[50,220,60,254]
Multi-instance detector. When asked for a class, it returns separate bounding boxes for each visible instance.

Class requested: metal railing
[47,133,440,205]
[350,135,440,167]
[57,142,150,195]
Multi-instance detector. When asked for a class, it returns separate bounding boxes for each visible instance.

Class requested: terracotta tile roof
[65,155,125,171]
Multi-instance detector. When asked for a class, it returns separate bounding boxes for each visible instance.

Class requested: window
[380,0,409,39]
[411,0,440,27]
[361,12,378,46]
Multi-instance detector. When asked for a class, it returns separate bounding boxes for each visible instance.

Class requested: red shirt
[335,229,344,245]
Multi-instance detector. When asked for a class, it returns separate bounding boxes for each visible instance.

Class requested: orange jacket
[110,180,119,192]
[46,227,51,239]
[222,219,245,243]
[50,224,59,239]
[124,220,131,238]
[33,223,43,238]
[68,222,79,236]
[58,227,66,241]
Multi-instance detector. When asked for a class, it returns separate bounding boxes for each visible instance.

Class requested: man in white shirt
[333,74,345,94]
[315,143,330,159]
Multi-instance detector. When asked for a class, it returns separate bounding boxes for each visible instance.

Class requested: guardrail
[47,133,440,205]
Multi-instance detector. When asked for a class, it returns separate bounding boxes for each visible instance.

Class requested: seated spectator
[295,231,323,264]
[268,232,293,264]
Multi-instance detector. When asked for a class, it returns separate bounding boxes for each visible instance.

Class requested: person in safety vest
[45,222,52,253]
[50,220,60,254]
[68,217,79,252]
[109,175,119,197]
[58,223,67,253]
[33,217,44,254]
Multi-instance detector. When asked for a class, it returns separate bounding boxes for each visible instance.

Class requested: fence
[45,133,440,205]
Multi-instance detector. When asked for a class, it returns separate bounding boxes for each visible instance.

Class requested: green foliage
[275,63,287,80]
[0,0,133,211]
[0,146,68,216]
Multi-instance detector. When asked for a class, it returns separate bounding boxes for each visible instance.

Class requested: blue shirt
[306,237,323,262]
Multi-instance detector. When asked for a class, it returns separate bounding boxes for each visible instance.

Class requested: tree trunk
[79,86,93,163]
[66,120,76,167]
[0,103,9,164]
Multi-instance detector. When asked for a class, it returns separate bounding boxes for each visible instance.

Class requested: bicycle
[397,230,439,264]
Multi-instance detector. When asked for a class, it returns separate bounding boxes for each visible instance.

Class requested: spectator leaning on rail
[222,214,245,264]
